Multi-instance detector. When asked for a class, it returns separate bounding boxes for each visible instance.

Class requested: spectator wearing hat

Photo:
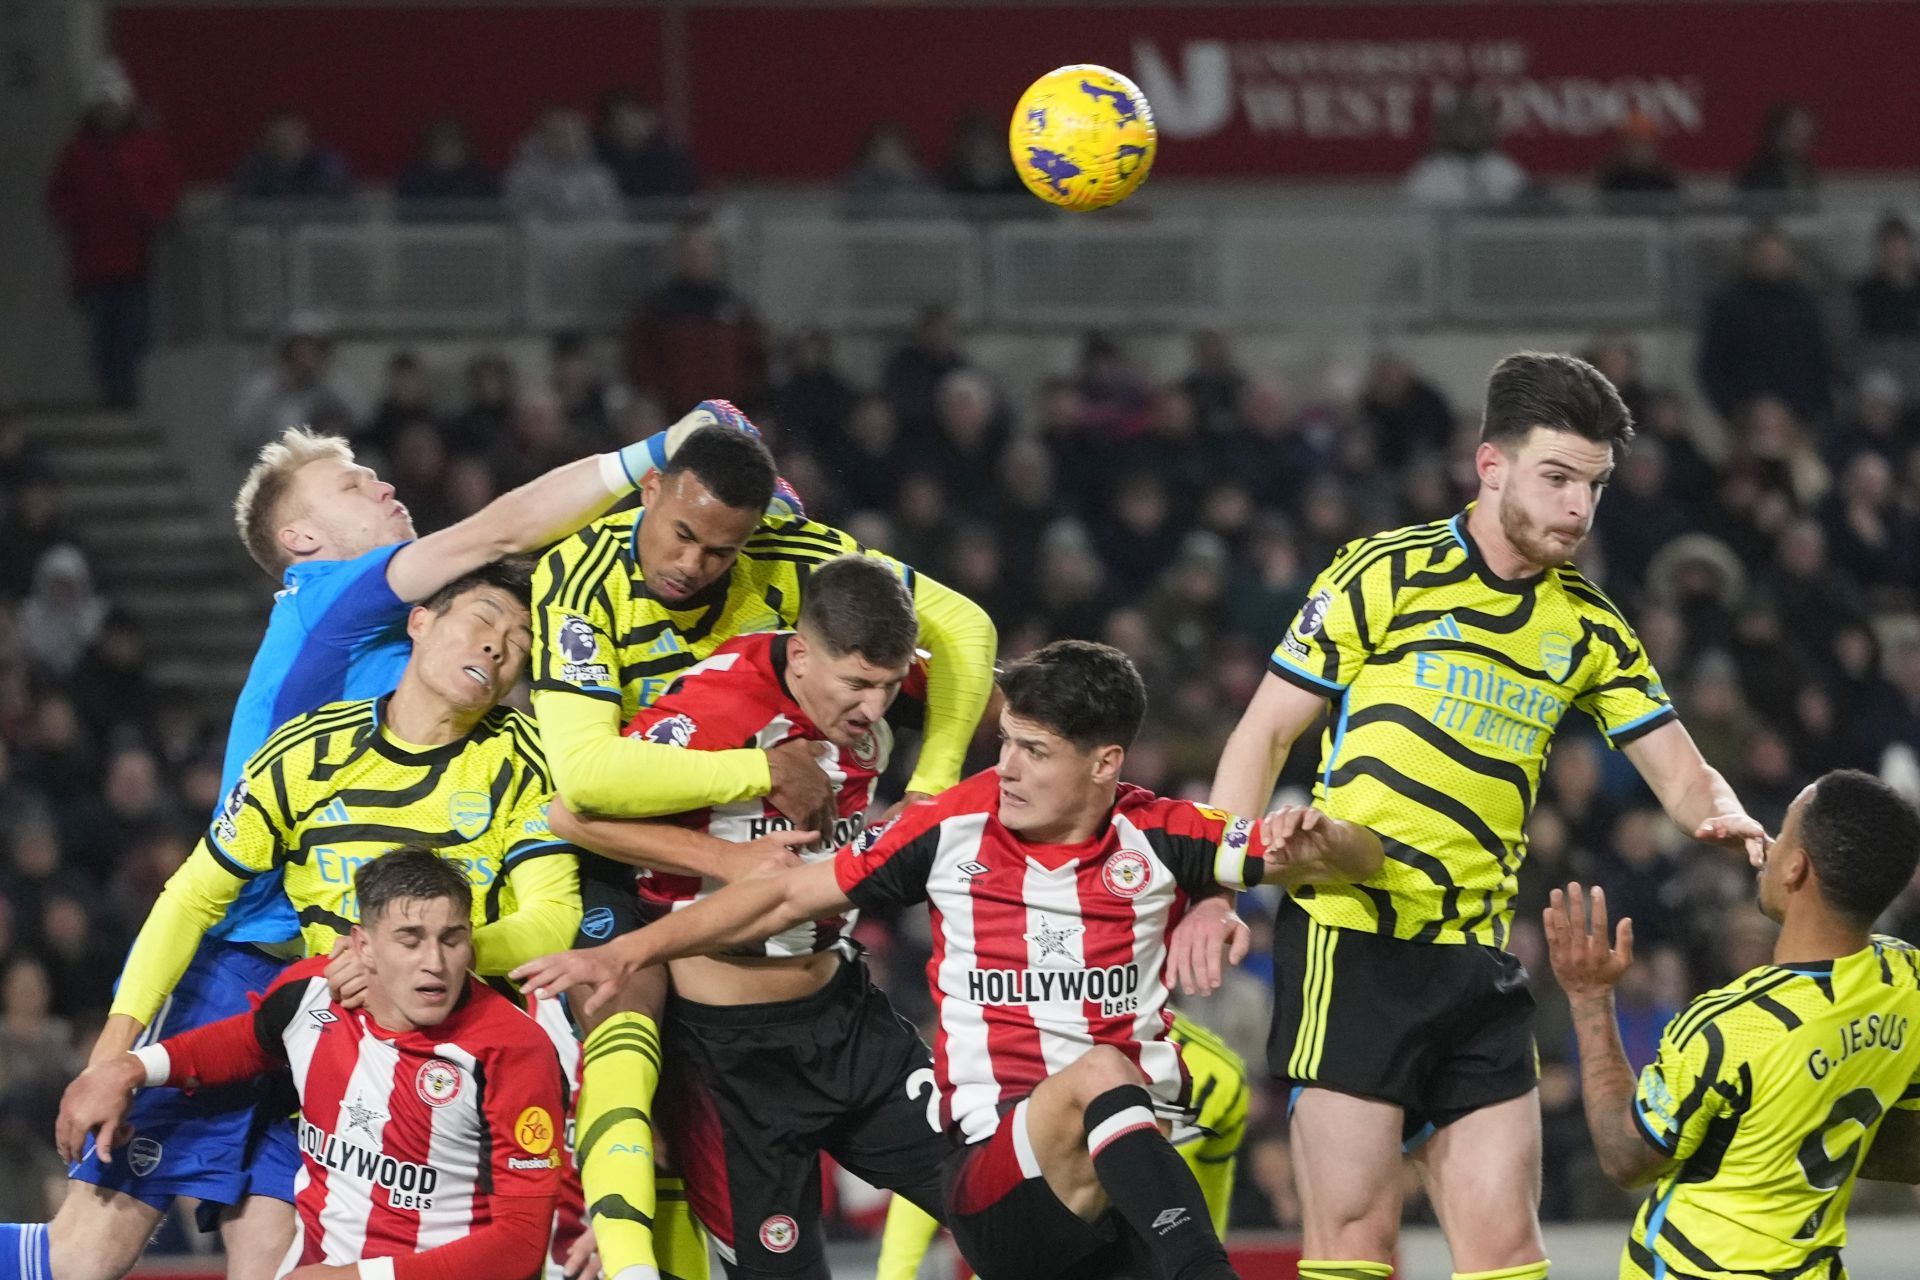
[45,60,180,409]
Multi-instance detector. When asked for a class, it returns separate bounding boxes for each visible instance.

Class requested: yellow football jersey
[531,509,911,717]
[110,698,580,1024]
[1624,937,1920,1280]
[1269,509,1673,947]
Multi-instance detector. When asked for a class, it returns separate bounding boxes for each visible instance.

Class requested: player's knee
[1072,1044,1145,1101]
[47,1201,145,1280]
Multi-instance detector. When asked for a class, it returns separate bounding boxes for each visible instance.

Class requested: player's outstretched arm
[1859,1109,1920,1183]
[538,687,838,832]
[386,401,753,603]
[103,839,254,1040]
[550,800,816,881]
[1210,672,1328,819]
[513,858,851,1016]
[1544,882,1669,1189]
[903,573,997,798]
[1623,719,1768,866]
[58,1003,279,1164]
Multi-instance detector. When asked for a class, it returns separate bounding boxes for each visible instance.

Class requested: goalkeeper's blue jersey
[209,542,413,944]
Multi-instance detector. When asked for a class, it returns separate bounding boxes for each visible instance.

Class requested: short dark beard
[1498,492,1583,571]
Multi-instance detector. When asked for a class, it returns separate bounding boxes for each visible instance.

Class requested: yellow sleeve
[905,571,997,796]
[1571,594,1677,749]
[1266,539,1390,697]
[111,772,281,1024]
[532,688,771,817]
[1635,1001,1737,1159]
[109,840,253,1024]
[474,848,582,977]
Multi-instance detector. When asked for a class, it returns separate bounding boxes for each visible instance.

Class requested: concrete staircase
[20,408,265,703]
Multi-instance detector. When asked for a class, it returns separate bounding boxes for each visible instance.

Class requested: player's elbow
[1598,1142,1666,1190]
[547,745,624,819]
[547,798,588,844]
[487,1201,557,1280]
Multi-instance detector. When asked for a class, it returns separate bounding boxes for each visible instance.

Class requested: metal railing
[152,200,1901,342]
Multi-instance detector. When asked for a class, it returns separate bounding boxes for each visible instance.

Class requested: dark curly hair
[1800,769,1920,925]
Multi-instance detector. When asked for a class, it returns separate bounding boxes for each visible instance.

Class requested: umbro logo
[310,1010,338,1025]
[315,798,351,824]
[1425,614,1464,641]
[957,861,989,877]
[1152,1207,1190,1235]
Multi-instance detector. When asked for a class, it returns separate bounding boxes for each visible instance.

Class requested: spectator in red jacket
[623,219,767,411]
[45,61,180,409]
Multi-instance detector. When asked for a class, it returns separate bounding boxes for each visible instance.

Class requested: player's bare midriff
[667,948,841,1005]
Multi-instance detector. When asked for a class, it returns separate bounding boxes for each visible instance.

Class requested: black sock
[1084,1084,1236,1280]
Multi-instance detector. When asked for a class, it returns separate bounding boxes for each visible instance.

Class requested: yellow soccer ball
[1009,64,1157,211]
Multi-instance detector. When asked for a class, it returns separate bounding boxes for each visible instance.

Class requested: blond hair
[233,427,355,576]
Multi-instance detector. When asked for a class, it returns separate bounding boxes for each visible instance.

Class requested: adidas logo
[1425,614,1464,641]
[316,798,351,824]
[646,632,685,657]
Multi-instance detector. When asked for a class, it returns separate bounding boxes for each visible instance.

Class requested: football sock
[1297,1263,1394,1280]
[1454,1264,1548,1280]
[579,1013,664,1280]
[874,1197,943,1280]
[0,1224,51,1280]
[651,1178,708,1280]
[1083,1085,1235,1280]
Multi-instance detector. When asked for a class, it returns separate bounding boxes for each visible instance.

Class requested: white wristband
[358,1257,397,1280]
[131,1044,171,1088]
[598,450,634,497]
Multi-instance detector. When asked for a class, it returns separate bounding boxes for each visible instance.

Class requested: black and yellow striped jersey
[1269,508,1673,948]
[1624,938,1920,1280]
[531,508,913,717]
[1167,1012,1249,1238]
[109,698,581,1024]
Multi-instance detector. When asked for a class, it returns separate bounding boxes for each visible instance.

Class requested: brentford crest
[759,1215,798,1254]
[416,1059,462,1108]
[1102,849,1152,899]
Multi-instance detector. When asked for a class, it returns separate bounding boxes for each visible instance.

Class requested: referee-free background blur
[1,1,1918,1274]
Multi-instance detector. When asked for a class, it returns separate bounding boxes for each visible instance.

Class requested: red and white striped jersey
[833,772,1267,1144]
[246,957,569,1271]
[621,632,915,958]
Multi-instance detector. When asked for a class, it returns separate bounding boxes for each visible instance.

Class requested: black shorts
[659,954,948,1279]
[576,855,643,947]
[940,1099,1155,1280]
[1268,895,1537,1139]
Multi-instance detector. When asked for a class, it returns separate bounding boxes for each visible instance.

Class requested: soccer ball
[1009,64,1158,211]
